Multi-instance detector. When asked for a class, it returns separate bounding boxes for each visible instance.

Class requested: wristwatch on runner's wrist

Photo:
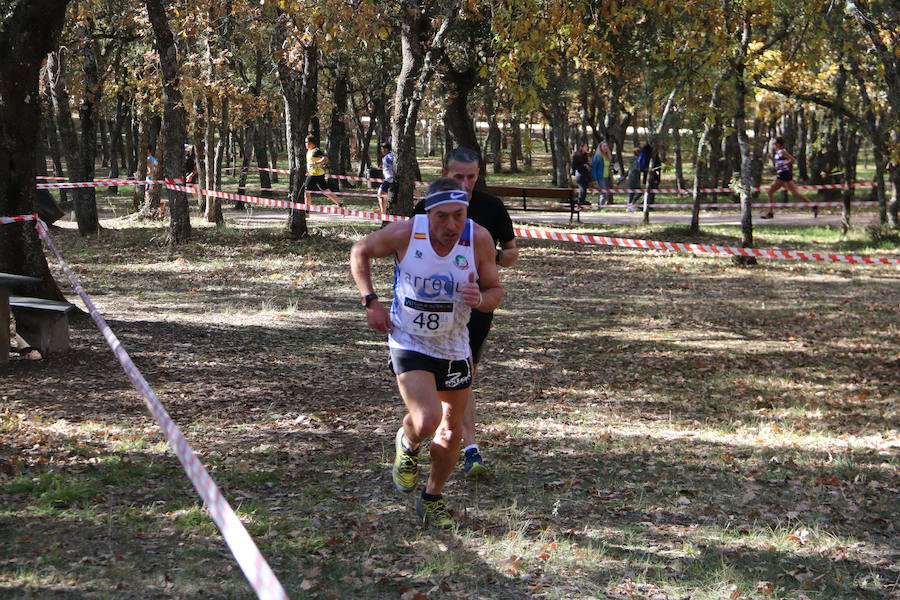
[362,293,378,308]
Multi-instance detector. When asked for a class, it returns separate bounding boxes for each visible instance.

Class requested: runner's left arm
[465,225,503,312]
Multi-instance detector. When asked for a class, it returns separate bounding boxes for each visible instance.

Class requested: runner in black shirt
[415,147,518,477]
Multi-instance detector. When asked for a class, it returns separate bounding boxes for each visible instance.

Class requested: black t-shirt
[572,151,591,177]
[414,189,515,247]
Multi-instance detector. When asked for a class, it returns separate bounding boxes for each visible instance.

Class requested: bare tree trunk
[40,65,69,208]
[673,116,685,190]
[46,52,81,197]
[275,13,317,237]
[509,114,522,173]
[690,82,721,233]
[146,0,191,244]
[732,15,756,262]
[327,70,349,180]
[391,1,459,215]
[0,0,70,300]
[73,16,101,236]
[441,63,485,182]
[266,119,279,184]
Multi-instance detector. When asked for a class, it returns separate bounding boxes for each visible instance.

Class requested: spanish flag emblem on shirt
[414,233,427,240]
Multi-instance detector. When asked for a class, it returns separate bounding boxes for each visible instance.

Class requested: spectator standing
[571,143,592,207]
[625,147,643,212]
[591,141,615,209]
[638,141,653,185]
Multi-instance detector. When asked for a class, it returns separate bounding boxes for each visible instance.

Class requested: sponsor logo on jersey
[414,250,423,259]
[454,255,469,269]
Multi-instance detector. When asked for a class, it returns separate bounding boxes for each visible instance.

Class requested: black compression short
[389,349,472,391]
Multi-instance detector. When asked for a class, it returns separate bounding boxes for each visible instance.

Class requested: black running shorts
[776,170,793,182]
[304,174,328,191]
[389,349,472,391]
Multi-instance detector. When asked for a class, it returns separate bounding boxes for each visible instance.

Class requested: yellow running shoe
[392,427,418,493]
[415,496,455,530]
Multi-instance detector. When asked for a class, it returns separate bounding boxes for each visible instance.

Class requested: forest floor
[1,200,899,599]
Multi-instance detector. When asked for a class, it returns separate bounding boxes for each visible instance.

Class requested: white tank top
[388,213,476,360]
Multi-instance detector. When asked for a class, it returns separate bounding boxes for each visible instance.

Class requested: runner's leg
[396,370,442,450]
[461,363,479,448]
[767,178,784,202]
[785,180,806,201]
[426,387,469,495]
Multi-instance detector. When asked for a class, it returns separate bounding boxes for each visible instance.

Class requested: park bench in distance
[484,185,582,222]
[10,296,76,356]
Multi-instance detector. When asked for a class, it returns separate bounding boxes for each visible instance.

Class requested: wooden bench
[9,296,76,356]
[484,185,582,221]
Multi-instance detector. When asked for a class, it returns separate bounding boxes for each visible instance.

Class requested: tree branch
[752,80,864,128]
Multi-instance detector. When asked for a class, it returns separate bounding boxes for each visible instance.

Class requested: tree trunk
[133,120,149,212]
[0,0,70,300]
[73,17,101,236]
[509,115,522,173]
[796,108,808,181]
[40,65,69,208]
[107,93,129,195]
[391,1,459,215]
[641,85,681,223]
[326,70,349,180]
[146,0,191,244]
[98,112,110,168]
[485,88,502,174]
[673,118,685,190]
[275,14,317,238]
[46,52,81,193]
[266,119,279,184]
[441,64,486,182]
[731,17,757,262]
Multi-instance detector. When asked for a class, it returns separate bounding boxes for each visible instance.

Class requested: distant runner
[762,137,814,219]
[304,135,341,207]
[350,178,503,528]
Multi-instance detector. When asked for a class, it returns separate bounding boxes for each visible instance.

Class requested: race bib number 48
[402,298,455,337]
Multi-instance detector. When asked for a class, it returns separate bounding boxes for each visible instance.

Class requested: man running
[351,178,504,528]
[415,147,519,478]
[376,141,394,214]
[304,135,341,207]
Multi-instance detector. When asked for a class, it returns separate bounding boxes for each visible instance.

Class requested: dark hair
[443,147,480,169]
[305,135,318,145]
[427,177,465,196]
[773,137,785,146]
[379,141,392,151]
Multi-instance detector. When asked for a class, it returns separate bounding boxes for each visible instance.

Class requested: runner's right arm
[350,221,412,333]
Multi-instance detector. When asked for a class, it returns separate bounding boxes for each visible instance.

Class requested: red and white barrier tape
[27,221,289,600]
[0,214,38,224]
[583,200,880,210]
[584,182,880,195]
[168,185,900,265]
[166,184,409,222]
[37,178,182,190]
[223,166,426,186]
[222,167,887,194]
